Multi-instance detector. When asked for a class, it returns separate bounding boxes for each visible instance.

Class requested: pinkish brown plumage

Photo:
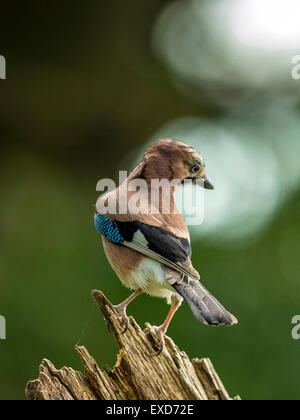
[95,138,237,353]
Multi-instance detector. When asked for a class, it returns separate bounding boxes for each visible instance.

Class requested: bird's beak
[203,177,214,190]
[188,176,214,190]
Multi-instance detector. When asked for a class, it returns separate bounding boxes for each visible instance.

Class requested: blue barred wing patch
[94,214,124,244]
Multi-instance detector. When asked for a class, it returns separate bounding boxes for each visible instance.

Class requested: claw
[144,325,166,356]
[121,318,130,335]
[113,305,130,334]
[144,300,181,356]
[154,326,166,356]
[112,289,143,335]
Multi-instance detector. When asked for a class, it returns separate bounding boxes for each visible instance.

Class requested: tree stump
[26,290,240,400]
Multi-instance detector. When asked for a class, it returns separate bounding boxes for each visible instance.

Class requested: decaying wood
[26,290,240,401]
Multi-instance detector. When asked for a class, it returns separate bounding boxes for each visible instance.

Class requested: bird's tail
[173,277,237,326]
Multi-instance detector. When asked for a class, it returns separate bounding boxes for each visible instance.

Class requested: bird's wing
[94,214,199,280]
[118,221,200,281]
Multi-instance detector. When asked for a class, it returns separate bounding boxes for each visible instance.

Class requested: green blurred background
[1,0,300,400]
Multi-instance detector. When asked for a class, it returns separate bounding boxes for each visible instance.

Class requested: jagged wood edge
[26,290,240,400]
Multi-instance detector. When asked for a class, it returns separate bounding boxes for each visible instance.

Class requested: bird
[94,138,237,354]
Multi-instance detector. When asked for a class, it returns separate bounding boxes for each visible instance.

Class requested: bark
[26,290,240,401]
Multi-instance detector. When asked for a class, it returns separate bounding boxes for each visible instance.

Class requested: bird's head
[138,138,214,190]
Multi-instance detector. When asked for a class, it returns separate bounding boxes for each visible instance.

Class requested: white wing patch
[132,230,149,246]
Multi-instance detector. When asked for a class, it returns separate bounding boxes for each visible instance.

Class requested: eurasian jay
[95,138,237,353]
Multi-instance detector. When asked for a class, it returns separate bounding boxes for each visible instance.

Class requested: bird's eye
[191,164,200,174]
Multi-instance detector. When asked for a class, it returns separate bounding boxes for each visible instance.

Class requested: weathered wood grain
[26,290,239,401]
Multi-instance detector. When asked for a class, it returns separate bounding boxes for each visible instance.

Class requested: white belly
[124,258,175,299]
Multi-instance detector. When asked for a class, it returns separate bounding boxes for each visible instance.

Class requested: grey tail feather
[173,278,238,326]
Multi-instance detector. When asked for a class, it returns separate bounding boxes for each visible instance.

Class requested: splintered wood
[26,290,240,400]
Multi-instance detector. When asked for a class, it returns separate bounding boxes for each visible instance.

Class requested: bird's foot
[144,325,166,356]
[113,304,130,334]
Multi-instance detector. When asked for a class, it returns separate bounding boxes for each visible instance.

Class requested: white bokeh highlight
[152,0,300,105]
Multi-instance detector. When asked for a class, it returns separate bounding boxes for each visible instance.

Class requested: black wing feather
[116,220,191,264]
[113,219,237,326]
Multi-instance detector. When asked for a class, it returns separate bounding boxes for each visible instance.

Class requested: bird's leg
[114,289,143,334]
[147,296,183,356]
